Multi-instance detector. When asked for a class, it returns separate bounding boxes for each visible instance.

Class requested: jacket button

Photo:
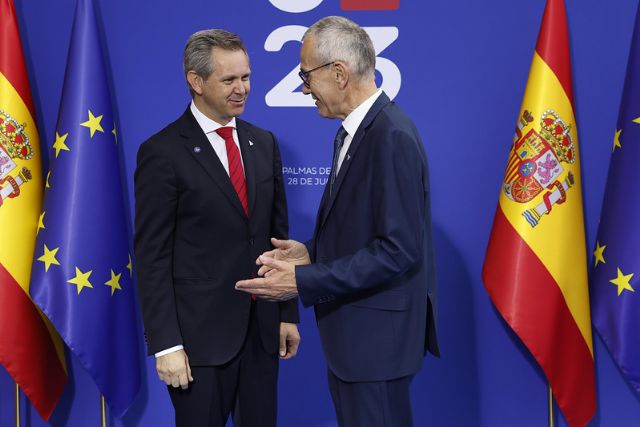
[249,238,255,246]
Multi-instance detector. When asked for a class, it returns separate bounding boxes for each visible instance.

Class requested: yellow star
[593,241,606,267]
[127,254,133,277]
[105,270,122,296]
[37,244,60,272]
[37,211,45,234]
[80,110,104,138]
[45,171,51,189]
[610,267,635,296]
[633,117,640,125]
[52,132,70,158]
[613,129,622,151]
[67,267,94,294]
[112,124,117,144]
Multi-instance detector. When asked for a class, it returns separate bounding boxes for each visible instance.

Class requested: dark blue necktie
[330,126,347,196]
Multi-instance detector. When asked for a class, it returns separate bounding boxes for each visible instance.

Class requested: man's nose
[233,80,247,94]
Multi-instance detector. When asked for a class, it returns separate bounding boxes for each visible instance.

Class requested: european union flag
[29,0,141,416]
[590,3,640,396]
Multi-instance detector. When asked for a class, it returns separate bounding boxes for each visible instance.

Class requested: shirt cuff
[155,345,184,358]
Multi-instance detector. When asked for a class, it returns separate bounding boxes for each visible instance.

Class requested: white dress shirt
[336,89,383,174]
[189,101,245,174]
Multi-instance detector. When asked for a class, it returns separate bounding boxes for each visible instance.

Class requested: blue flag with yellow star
[591,3,640,396]
[29,0,141,417]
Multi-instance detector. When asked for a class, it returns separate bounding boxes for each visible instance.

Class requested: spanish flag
[0,0,66,420]
[482,0,595,425]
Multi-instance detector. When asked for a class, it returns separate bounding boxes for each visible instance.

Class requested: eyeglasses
[298,62,334,87]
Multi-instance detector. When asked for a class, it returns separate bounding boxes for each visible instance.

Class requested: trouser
[328,369,414,427]
[169,303,278,427]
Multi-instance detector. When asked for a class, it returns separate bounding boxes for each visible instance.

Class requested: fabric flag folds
[29,0,141,417]
[482,0,595,425]
[590,3,640,396]
[0,0,67,420]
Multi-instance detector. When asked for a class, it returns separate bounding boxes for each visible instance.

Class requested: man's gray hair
[303,16,375,80]
[183,29,247,94]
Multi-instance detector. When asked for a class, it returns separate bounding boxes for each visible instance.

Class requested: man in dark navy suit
[134,29,299,427]
[236,16,438,427]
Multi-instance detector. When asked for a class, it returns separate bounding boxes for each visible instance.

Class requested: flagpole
[101,394,106,427]
[15,383,20,427]
[548,385,554,427]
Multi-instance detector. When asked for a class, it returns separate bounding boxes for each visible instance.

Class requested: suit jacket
[296,92,438,382]
[134,107,298,366]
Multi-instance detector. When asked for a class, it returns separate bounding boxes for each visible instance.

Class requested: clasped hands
[235,238,310,301]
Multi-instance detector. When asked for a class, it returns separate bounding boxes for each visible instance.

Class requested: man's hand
[257,238,310,276]
[156,349,193,389]
[236,256,298,301]
[279,322,301,359]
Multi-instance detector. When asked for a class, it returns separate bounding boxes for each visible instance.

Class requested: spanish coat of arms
[503,109,576,227]
[0,110,33,208]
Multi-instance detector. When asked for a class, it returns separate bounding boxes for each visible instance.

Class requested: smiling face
[190,47,250,125]
[300,37,343,119]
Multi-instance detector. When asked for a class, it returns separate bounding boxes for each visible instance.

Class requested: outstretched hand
[257,238,310,276]
[236,255,299,301]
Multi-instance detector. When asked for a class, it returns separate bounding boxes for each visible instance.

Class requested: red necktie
[216,127,248,216]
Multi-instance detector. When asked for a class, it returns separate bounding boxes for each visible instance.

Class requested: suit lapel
[236,120,256,218]
[312,178,332,241]
[318,92,391,229]
[179,108,247,217]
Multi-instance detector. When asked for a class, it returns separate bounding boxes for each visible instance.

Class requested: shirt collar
[190,101,236,135]
[341,89,383,138]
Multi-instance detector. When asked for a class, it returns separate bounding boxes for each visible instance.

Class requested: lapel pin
[346,154,351,161]
[194,146,201,153]
[249,140,254,146]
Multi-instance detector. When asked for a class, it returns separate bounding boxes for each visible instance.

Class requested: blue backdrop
[1,0,639,426]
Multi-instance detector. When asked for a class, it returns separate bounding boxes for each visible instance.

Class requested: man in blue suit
[236,16,438,427]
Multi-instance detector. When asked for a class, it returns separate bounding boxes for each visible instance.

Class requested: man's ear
[333,61,349,89]
[186,71,204,96]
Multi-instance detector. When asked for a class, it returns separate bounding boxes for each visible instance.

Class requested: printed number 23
[264,25,400,107]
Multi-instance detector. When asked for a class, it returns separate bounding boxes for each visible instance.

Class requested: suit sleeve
[269,132,300,323]
[134,141,183,354]
[295,128,426,307]
[304,239,316,263]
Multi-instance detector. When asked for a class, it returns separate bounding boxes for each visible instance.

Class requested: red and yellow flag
[0,0,66,419]
[482,0,595,425]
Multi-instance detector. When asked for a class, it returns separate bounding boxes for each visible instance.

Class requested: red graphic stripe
[0,0,35,115]
[340,0,399,10]
[535,0,574,105]
[483,207,595,427]
[0,263,66,420]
